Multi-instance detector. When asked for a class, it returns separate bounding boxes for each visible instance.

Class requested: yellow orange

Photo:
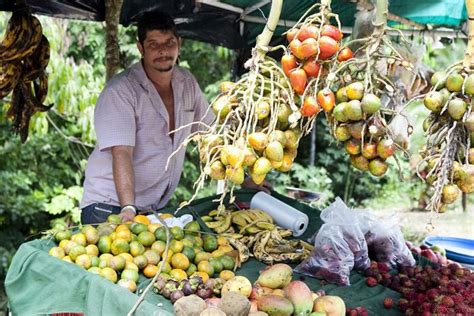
[116,224,130,232]
[219,270,235,281]
[191,271,209,283]
[116,229,132,242]
[161,249,174,264]
[169,269,187,282]
[143,264,158,278]
[171,253,190,270]
[148,224,161,234]
[197,260,214,276]
[133,215,151,225]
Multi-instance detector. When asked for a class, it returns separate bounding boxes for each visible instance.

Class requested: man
[80,11,269,224]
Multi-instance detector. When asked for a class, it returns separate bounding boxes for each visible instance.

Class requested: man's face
[138,30,180,73]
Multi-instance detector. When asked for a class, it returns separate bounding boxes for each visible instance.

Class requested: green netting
[6,189,404,315]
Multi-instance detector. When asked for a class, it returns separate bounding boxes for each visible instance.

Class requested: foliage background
[0,13,468,311]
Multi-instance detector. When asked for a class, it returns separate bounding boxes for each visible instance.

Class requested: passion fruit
[248,132,269,152]
[348,121,364,139]
[226,166,245,185]
[253,157,272,175]
[336,87,349,103]
[207,161,226,180]
[377,139,395,159]
[441,184,460,204]
[430,71,446,90]
[265,141,284,162]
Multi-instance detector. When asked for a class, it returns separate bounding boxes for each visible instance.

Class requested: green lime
[220,255,235,271]
[107,214,122,224]
[97,236,112,253]
[186,263,197,276]
[209,257,223,274]
[182,246,196,262]
[170,227,184,240]
[203,235,218,252]
[184,221,200,235]
[55,230,72,242]
[154,227,167,242]
[130,223,148,235]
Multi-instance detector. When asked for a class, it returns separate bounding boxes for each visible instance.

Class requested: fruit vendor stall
[2,0,474,315]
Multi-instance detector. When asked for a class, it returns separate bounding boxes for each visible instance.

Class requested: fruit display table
[5,190,402,315]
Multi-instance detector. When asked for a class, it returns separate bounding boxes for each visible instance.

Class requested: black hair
[137,11,178,44]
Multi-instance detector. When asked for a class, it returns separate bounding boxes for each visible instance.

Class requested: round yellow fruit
[85,244,99,257]
[169,269,187,282]
[143,264,159,278]
[221,276,252,297]
[219,270,235,281]
[171,253,190,270]
[49,247,65,259]
[133,214,151,225]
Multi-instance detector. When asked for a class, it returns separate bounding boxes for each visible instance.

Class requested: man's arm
[112,145,136,221]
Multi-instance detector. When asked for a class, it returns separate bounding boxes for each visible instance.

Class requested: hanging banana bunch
[0,10,52,143]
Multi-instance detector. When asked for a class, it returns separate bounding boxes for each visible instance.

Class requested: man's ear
[137,41,144,56]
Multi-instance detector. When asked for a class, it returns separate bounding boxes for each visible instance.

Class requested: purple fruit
[170,290,184,303]
[182,282,194,296]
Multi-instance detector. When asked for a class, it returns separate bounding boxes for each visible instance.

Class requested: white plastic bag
[363,214,415,268]
[295,198,370,285]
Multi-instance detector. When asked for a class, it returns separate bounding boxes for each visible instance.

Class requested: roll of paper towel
[250,192,309,237]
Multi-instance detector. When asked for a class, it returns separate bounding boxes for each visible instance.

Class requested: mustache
[153,56,173,62]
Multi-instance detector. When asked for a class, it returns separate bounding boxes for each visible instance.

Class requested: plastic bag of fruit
[295,197,370,285]
[362,213,415,269]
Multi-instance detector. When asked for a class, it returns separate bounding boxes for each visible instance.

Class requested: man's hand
[241,176,272,194]
[119,205,136,222]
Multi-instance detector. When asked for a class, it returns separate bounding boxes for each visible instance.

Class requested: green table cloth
[6,189,402,315]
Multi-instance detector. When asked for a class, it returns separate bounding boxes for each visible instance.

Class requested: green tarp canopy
[6,189,437,315]
[0,0,468,49]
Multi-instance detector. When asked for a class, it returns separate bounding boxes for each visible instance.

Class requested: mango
[313,296,346,316]
[221,276,252,297]
[257,294,294,316]
[256,263,293,289]
[284,280,313,315]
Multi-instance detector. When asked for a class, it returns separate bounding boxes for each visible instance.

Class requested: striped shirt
[80,61,210,210]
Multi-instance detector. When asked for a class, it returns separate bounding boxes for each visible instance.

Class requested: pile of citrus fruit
[48,214,236,293]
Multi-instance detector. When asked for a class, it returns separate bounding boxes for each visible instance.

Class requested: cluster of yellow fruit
[48,214,236,293]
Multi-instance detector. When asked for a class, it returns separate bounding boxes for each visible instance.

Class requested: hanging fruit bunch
[169,0,301,208]
[281,0,348,134]
[0,9,52,142]
[416,0,474,213]
[320,0,414,177]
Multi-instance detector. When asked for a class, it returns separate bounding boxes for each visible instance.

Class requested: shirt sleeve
[190,77,214,133]
[94,79,137,151]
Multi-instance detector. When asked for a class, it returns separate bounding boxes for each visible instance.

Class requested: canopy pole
[104,0,123,81]
[464,0,474,69]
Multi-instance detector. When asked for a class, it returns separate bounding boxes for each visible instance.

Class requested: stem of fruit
[373,0,388,30]
[464,0,474,69]
[254,0,283,62]
[426,122,459,213]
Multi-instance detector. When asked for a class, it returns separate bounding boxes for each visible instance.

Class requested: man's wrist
[121,204,137,214]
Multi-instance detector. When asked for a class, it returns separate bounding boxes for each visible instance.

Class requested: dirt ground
[394,207,474,244]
